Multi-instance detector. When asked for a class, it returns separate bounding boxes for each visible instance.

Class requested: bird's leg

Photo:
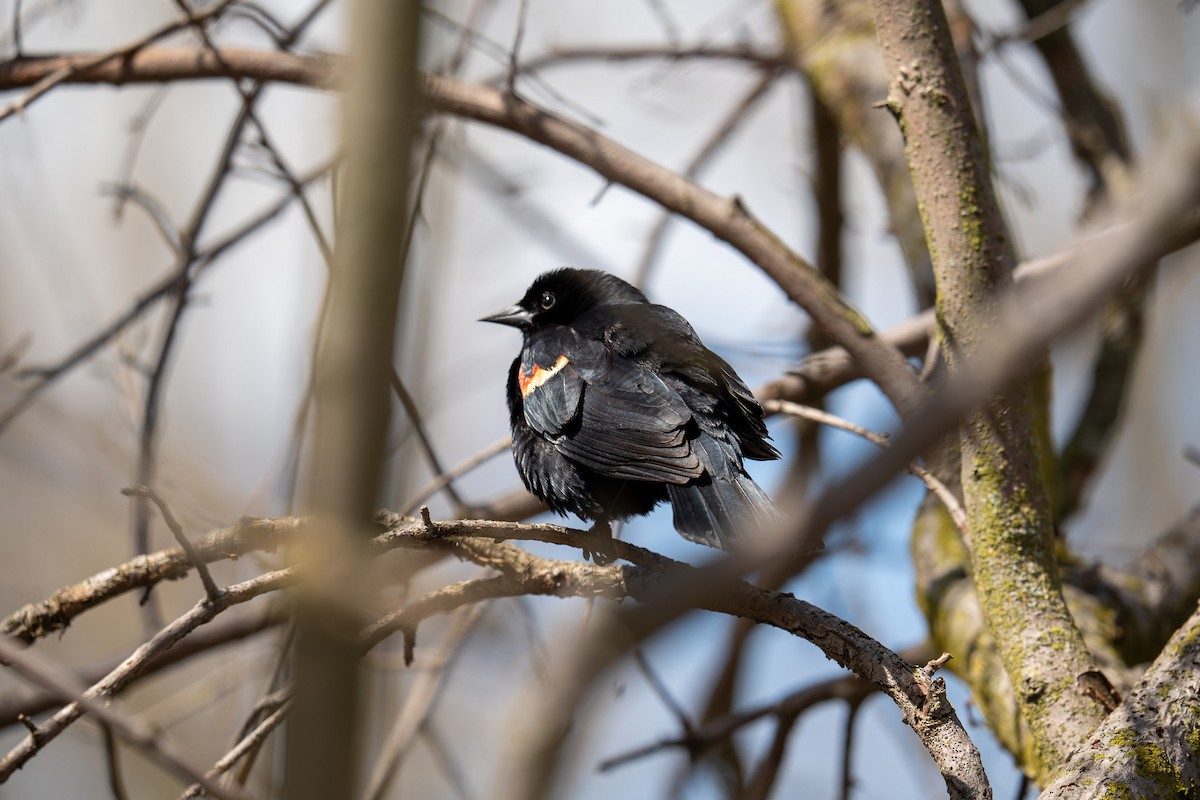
[583,518,614,565]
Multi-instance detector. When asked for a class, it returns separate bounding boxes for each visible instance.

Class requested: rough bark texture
[1040,603,1200,799]
[865,0,1109,783]
[912,501,1200,767]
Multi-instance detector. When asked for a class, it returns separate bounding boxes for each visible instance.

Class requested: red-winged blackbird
[482,268,780,549]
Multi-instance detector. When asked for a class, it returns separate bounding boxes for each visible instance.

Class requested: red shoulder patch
[518,354,570,398]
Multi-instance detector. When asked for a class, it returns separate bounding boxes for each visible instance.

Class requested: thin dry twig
[838,698,863,800]
[763,399,968,536]
[178,693,292,800]
[363,603,488,800]
[390,374,469,511]
[743,712,799,800]
[101,182,182,252]
[403,436,512,514]
[0,0,239,123]
[0,635,252,800]
[633,649,694,737]
[633,67,783,286]
[122,486,221,601]
[514,43,792,78]
[0,160,334,435]
[101,723,131,800]
[505,0,530,95]
[227,633,296,789]
[421,722,477,800]
[0,606,283,730]
[0,567,298,781]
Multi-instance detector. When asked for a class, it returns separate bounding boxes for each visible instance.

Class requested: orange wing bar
[518,354,570,398]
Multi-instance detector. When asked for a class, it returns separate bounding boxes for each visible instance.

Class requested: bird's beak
[480,304,533,328]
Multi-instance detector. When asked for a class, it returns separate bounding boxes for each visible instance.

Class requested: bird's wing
[597,304,781,462]
[518,356,584,437]
[563,357,704,483]
[519,337,703,484]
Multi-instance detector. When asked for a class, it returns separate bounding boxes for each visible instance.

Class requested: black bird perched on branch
[482,268,780,549]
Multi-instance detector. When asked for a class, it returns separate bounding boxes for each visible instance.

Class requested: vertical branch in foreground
[865,0,1108,783]
[282,3,421,799]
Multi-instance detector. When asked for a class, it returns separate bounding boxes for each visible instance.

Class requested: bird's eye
[538,291,556,310]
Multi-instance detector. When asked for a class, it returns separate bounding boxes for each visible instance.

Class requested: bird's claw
[584,520,614,565]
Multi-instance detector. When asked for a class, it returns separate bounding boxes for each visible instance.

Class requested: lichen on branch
[865,0,1110,782]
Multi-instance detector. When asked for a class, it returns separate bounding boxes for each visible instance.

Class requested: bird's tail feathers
[667,470,780,550]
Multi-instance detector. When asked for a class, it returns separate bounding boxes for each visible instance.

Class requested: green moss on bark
[1105,730,1189,796]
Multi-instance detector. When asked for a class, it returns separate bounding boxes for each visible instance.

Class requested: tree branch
[1039,601,1200,799]
[1,512,988,796]
[1,518,303,643]
[0,47,921,411]
[0,635,251,800]
[867,0,1108,779]
[0,48,334,92]
[0,567,295,784]
[0,608,283,729]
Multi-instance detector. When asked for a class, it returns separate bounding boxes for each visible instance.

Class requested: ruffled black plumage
[483,268,780,549]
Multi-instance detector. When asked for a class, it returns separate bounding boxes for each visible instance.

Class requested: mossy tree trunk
[865,0,1112,784]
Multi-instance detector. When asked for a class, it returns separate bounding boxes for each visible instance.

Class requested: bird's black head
[480,268,648,331]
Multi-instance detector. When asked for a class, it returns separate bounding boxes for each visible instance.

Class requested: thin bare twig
[763,399,968,536]
[9,0,23,56]
[513,43,792,79]
[633,650,694,736]
[0,606,284,729]
[838,699,863,800]
[743,713,798,800]
[363,603,488,800]
[505,0,530,95]
[0,634,253,800]
[0,567,297,780]
[111,87,170,220]
[642,0,681,45]
[633,67,782,286]
[122,485,221,601]
[178,693,292,799]
[101,723,131,800]
[403,436,512,515]
[981,0,1088,53]
[421,723,477,800]
[390,374,468,511]
[0,0,240,123]
[227,630,296,789]
[101,182,182,252]
[0,158,335,434]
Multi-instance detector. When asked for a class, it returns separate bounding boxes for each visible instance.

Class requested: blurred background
[1,1,1199,797]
